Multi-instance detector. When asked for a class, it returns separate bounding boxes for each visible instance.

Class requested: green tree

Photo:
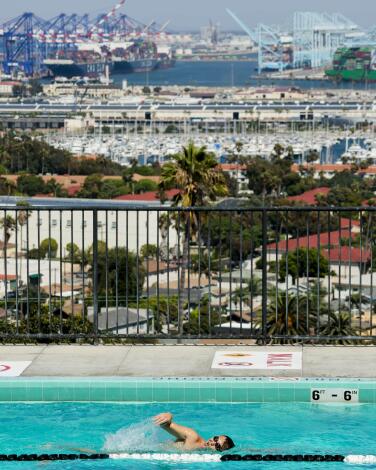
[278,248,330,284]
[66,243,82,264]
[94,247,145,309]
[16,175,46,196]
[40,238,58,258]
[45,178,67,197]
[159,141,228,334]
[78,174,103,199]
[164,124,179,134]
[134,179,158,194]
[140,244,158,259]
[183,298,223,336]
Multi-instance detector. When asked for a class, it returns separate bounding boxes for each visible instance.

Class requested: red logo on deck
[267,353,293,368]
[0,364,11,373]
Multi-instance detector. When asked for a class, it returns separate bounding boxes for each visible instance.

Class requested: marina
[43,128,376,166]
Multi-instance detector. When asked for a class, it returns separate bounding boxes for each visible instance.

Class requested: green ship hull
[325,46,376,82]
[326,69,376,82]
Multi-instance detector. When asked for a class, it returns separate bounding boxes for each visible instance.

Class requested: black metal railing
[0,204,375,344]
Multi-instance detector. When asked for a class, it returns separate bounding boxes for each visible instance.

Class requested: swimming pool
[0,379,376,469]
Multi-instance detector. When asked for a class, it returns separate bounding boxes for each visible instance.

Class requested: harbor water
[112,59,376,90]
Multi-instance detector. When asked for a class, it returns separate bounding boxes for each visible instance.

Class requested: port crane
[0,0,171,77]
[226,9,286,73]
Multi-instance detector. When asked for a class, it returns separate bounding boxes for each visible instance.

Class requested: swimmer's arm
[153,413,200,442]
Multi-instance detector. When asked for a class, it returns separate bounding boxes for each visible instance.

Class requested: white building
[1,197,179,255]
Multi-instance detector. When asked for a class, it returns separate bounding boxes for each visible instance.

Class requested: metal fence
[0,204,375,343]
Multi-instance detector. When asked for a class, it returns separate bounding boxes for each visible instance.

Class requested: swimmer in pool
[153,412,235,452]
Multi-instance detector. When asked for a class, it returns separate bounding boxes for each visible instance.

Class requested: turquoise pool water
[0,402,375,469]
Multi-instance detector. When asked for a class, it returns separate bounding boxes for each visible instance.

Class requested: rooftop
[287,187,330,205]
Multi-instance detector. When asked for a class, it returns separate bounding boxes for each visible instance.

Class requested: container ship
[44,50,111,78]
[110,40,160,74]
[44,40,175,78]
[325,47,376,82]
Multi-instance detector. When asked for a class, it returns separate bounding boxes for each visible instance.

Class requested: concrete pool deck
[0,345,376,378]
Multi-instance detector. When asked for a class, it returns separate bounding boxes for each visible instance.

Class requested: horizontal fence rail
[0,205,375,344]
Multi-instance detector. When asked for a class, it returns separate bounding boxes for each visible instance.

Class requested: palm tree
[0,215,16,308]
[0,215,16,250]
[16,201,31,286]
[159,141,228,335]
[319,312,359,345]
[266,292,317,344]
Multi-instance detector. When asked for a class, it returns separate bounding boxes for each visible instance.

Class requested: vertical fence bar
[239,212,243,335]
[25,209,30,335]
[327,212,331,330]
[197,212,201,336]
[37,210,41,333]
[146,211,150,335]
[105,211,109,331]
[370,210,374,337]
[218,212,223,332]
[207,212,212,335]
[166,211,170,335]
[187,213,191,330]
[126,211,129,337]
[3,210,7,327]
[177,211,181,337]
[70,210,74,327]
[338,211,342,325]
[59,211,63,333]
[348,218,352,326]
[92,210,99,338]
[81,210,85,322]
[229,212,233,335]
[275,213,280,326]
[136,210,140,335]
[296,225,300,331]
[306,214,310,333]
[48,211,52,332]
[15,209,19,334]
[261,209,268,342]
[285,212,289,333]
[250,212,254,334]
[359,211,363,333]
[316,211,321,335]
[156,210,160,336]
[115,210,119,335]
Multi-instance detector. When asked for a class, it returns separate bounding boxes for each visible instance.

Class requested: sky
[1,0,375,30]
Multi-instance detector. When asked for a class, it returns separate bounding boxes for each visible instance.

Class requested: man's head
[206,435,235,452]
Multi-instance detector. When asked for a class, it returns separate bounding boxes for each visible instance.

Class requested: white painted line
[0,361,32,377]
[211,351,302,370]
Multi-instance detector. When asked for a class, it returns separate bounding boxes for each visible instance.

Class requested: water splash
[103,419,164,452]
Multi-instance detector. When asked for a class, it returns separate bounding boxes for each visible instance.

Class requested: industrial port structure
[0,3,374,80]
[0,0,170,76]
[227,10,365,73]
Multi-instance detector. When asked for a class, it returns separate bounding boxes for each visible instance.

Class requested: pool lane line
[0,453,375,463]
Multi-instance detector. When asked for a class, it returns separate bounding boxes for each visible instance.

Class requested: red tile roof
[220,164,247,171]
[322,247,371,264]
[267,230,356,252]
[0,274,16,281]
[114,189,179,202]
[67,185,82,197]
[339,218,360,228]
[287,187,330,205]
[291,163,376,175]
